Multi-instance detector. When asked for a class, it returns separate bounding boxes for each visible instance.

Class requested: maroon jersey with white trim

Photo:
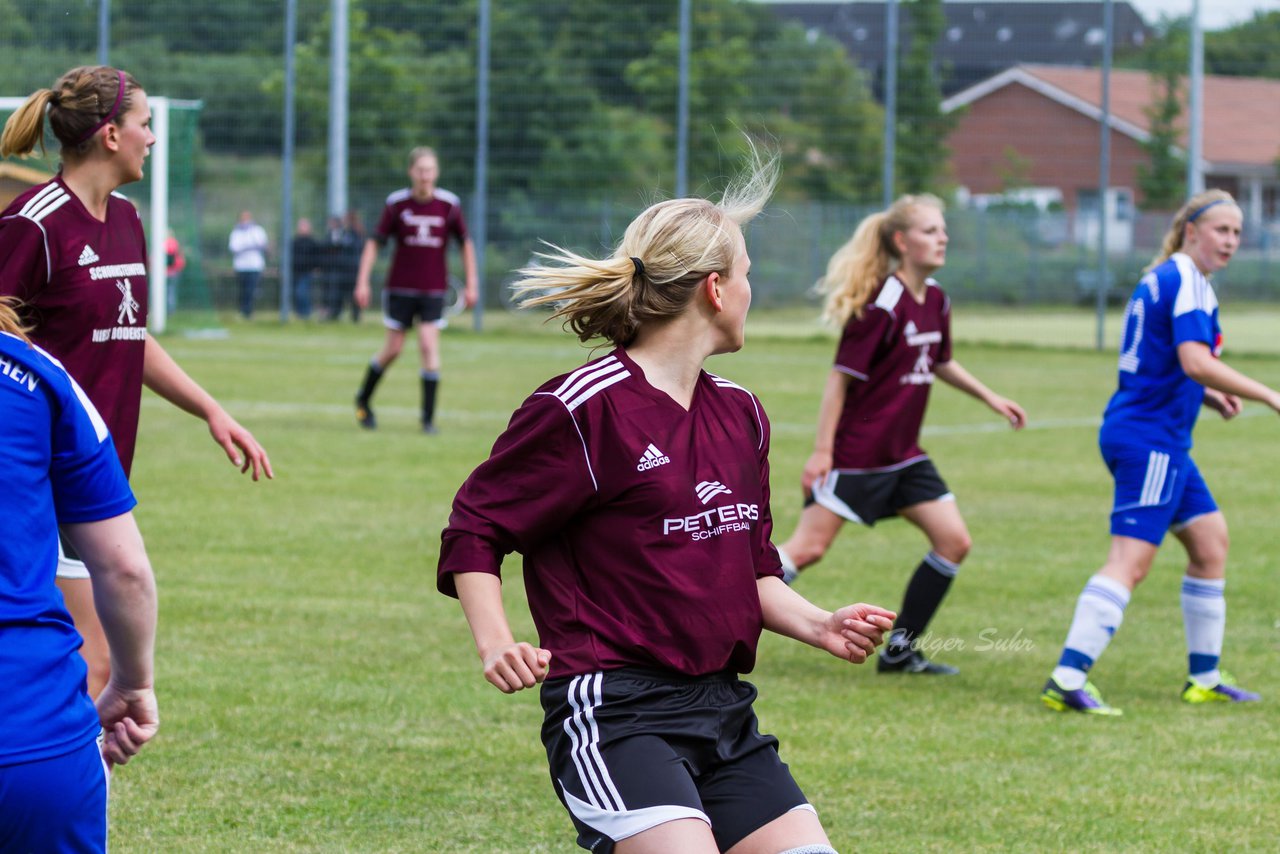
[831,275,951,471]
[373,188,468,294]
[0,177,149,474]
[439,347,784,679]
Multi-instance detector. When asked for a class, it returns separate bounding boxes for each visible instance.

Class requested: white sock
[1052,574,1130,691]
[1182,575,1226,687]
[777,546,799,585]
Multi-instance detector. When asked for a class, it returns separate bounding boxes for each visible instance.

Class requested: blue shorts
[1102,442,1218,545]
[0,736,107,853]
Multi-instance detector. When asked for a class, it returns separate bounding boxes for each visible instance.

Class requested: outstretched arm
[1180,342,1280,415]
[143,335,273,480]
[934,359,1026,429]
[758,576,895,664]
[62,512,158,768]
[454,572,551,693]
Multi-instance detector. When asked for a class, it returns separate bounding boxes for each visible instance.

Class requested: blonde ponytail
[515,142,780,346]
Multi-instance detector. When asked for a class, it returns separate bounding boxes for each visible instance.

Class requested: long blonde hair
[820,194,944,326]
[0,65,141,160]
[513,145,779,347]
[0,298,31,342]
[1146,189,1240,272]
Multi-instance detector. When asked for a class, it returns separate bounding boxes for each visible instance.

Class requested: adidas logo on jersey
[78,245,100,266]
[695,480,732,505]
[636,443,671,472]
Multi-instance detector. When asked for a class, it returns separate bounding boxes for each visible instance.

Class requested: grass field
[114,309,1280,852]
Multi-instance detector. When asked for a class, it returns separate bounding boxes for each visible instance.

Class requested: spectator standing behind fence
[353,147,477,432]
[164,228,184,315]
[290,217,321,320]
[0,302,159,852]
[0,65,273,701]
[229,210,268,320]
[323,212,364,322]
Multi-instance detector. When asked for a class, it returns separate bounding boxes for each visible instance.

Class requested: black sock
[356,361,384,405]
[421,371,440,424]
[887,553,958,653]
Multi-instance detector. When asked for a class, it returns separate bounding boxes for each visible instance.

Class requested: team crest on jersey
[91,277,147,343]
[78,244,100,266]
[636,443,671,472]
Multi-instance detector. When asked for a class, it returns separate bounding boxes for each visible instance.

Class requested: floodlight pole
[676,0,691,197]
[882,0,898,207]
[328,0,350,219]
[98,0,110,65]
[1094,0,1113,352]
[1187,0,1204,196]
[473,0,490,331]
[281,0,298,324]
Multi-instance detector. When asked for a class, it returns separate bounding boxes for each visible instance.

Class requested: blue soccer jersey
[1099,253,1221,451]
[0,331,135,766]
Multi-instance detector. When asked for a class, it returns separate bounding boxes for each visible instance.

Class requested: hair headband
[1187,199,1227,223]
[72,70,127,146]
[630,257,645,277]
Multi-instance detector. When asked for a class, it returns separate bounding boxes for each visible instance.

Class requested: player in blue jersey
[0,299,158,853]
[1041,190,1280,715]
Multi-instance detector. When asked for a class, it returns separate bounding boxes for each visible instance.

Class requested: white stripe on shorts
[564,673,625,812]
[1139,451,1170,507]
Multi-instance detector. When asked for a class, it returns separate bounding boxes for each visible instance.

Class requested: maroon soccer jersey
[439,348,785,679]
[0,177,148,475]
[373,188,468,294]
[831,275,952,471]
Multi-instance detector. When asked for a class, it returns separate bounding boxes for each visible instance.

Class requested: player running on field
[775,193,1026,675]
[1042,190,1280,715]
[352,146,478,433]
[0,65,272,699]
[438,146,895,854]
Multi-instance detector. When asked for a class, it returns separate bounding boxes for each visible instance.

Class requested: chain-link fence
[3,1,1278,327]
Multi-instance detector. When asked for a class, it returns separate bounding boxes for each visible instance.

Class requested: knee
[787,535,830,569]
[936,531,972,565]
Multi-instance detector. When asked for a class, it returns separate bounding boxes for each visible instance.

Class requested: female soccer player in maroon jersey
[352,146,478,432]
[439,150,896,854]
[0,66,273,698]
[776,194,1026,676]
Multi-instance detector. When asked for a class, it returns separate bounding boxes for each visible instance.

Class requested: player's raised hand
[827,603,897,664]
[481,642,551,694]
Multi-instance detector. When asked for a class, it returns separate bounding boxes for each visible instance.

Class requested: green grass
[115,309,1280,851]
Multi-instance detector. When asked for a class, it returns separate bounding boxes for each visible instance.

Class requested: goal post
[0,96,202,334]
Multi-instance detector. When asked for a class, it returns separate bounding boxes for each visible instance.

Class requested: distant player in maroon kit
[776,194,1026,676]
[352,146,478,432]
[439,149,896,854]
[0,65,273,698]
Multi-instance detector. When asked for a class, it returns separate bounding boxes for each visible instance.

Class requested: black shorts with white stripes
[540,667,811,853]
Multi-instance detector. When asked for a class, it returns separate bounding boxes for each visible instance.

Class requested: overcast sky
[760,1,1280,31]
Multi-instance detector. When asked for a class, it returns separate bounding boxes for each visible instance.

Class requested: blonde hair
[513,145,780,347]
[1146,189,1240,272]
[820,194,944,326]
[1,66,141,161]
[408,146,437,167]
[0,297,31,342]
